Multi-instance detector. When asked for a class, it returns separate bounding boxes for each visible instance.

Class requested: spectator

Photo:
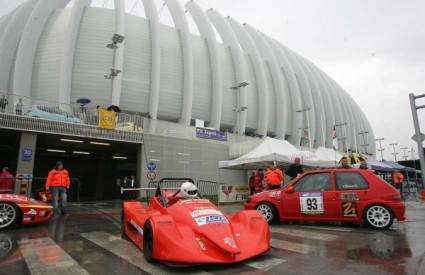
[0,94,8,113]
[46,161,70,217]
[392,169,404,194]
[265,162,283,190]
[359,161,368,170]
[0,167,14,193]
[285,157,304,180]
[254,168,264,193]
[338,157,352,169]
[15,98,24,115]
[249,172,256,195]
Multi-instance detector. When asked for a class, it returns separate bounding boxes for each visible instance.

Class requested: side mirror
[285,186,294,194]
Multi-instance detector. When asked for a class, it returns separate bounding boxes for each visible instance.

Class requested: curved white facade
[0,0,376,153]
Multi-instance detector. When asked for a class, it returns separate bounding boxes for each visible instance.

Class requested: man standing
[249,172,256,195]
[265,162,283,190]
[15,98,24,115]
[285,157,304,180]
[46,162,70,217]
[338,157,352,169]
[0,167,14,193]
[359,161,368,170]
[392,169,404,194]
[254,168,264,193]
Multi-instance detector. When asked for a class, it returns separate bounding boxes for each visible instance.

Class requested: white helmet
[181,182,198,199]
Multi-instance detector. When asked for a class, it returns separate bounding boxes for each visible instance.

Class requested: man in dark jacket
[285,157,304,180]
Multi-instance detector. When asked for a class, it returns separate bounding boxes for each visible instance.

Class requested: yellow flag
[98,109,116,129]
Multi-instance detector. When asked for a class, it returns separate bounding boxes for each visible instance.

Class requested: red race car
[121,178,270,264]
[245,169,406,229]
[0,194,53,230]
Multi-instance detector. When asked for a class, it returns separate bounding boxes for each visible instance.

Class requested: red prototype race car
[0,194,53,230]
[121,178,270,264]
[245,169,406,229]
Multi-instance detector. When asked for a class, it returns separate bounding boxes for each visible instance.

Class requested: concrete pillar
[15,132,37,196]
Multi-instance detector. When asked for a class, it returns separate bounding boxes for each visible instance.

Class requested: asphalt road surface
[1,200,425,275]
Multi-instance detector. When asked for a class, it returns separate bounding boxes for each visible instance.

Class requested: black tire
[0,234,16,260]
[143,220,154,262]
[0,203,20,230]
[363,204,394,230]
[256,202,277,223]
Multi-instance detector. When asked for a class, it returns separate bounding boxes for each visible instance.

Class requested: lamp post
[389,142,398,162]
[231,82,249,135]
[375,137,385,161]
[104,33,125,104]
[296,107,312,149]
[358,131,369,154]
[400,147,408,161]
[336,122,348,152]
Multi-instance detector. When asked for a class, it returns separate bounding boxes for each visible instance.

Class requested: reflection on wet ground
[1,201,425,275]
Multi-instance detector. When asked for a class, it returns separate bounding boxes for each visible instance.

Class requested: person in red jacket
[254,168,264,193]
[265,162,283,190]
[0,167,14,193]
[249,172,256,195]
[46,161,70,217]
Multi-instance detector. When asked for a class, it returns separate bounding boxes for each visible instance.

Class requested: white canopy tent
[219,137,336,170]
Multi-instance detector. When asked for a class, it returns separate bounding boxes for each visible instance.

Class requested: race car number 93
[300,193,324,214]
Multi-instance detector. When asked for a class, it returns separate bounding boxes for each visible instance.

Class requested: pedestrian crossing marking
[271,239,316,254]
[18,237,90,275]
[80,231,212,275]
[245,256,285,271]
[270,227,339,241]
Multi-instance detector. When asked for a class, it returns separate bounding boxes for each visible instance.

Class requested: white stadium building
[0,0,375,200]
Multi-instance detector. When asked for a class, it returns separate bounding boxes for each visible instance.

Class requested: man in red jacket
[265,162,283,190]
[46,161,70,217]
[0,167,14,193]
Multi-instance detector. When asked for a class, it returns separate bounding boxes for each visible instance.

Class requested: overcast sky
[2,0,425,161]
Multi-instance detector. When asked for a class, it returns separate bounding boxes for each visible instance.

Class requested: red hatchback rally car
[245,169,406,229]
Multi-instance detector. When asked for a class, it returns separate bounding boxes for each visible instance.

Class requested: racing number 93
[306,198,318,210]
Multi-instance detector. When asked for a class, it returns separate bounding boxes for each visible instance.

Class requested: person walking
[254,168,264,193]
[46,161,70,217]
[0,167,14,193]
[15,98,24,115]
[392,169,404,194]
[285,157,304,180]
[249,172,256,195]
[0,94,8,113]
[265,162,283,190]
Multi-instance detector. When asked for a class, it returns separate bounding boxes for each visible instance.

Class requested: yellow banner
[98,109,116,129]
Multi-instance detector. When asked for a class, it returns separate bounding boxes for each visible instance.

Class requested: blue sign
[24,174,32,180]
[196,127,227,142]
[147,162,157,171]
[22,148,32,161]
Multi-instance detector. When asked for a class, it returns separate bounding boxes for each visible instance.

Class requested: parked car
[25,105,81,123]
[0,193,53,230]
[245,169,406,229]
[122,178,270,264]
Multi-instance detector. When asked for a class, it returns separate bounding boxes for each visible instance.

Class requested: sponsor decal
[193,206,214,210]
[190,209,223,218]
[24,209,37,216]
[250,216,264,222]
[342,184,357,189]
[300,192,324,215]
[235,186,249,193]
[196,238,206,251]
[39,210,46,216]
[179,199,210,205]
[0,194,29,202]
[269,190,282,198]
[130,219,144,236]
[342,202,358,217]
[224,237,237,248]
[23,217,32,221]
[340,192,359,202]
[195,215,229,226]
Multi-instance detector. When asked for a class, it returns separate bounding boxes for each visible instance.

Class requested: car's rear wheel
[364,205,394,229]
[0,203,19,230]
[143,220,154,262]
[256,202,277,223]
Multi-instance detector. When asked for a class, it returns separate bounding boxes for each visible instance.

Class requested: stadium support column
[141,0,160,134]
[111,0,125,107]
[164,0,193,126]
[15,132,37,196]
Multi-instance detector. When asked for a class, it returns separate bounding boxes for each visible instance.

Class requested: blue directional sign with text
[22,148,32,161]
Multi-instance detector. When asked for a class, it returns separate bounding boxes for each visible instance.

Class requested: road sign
[147,172,156,180]
[411,133,425,143]
[24,174,32,180]
[147,162,157,171]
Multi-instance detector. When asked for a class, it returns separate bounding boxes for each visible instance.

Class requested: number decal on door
[300,193,324,215]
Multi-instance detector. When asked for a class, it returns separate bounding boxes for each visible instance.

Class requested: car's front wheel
[143,220,154,262]
[256,202,277,223]
[0,203,19,230]
[364,205,394,229]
